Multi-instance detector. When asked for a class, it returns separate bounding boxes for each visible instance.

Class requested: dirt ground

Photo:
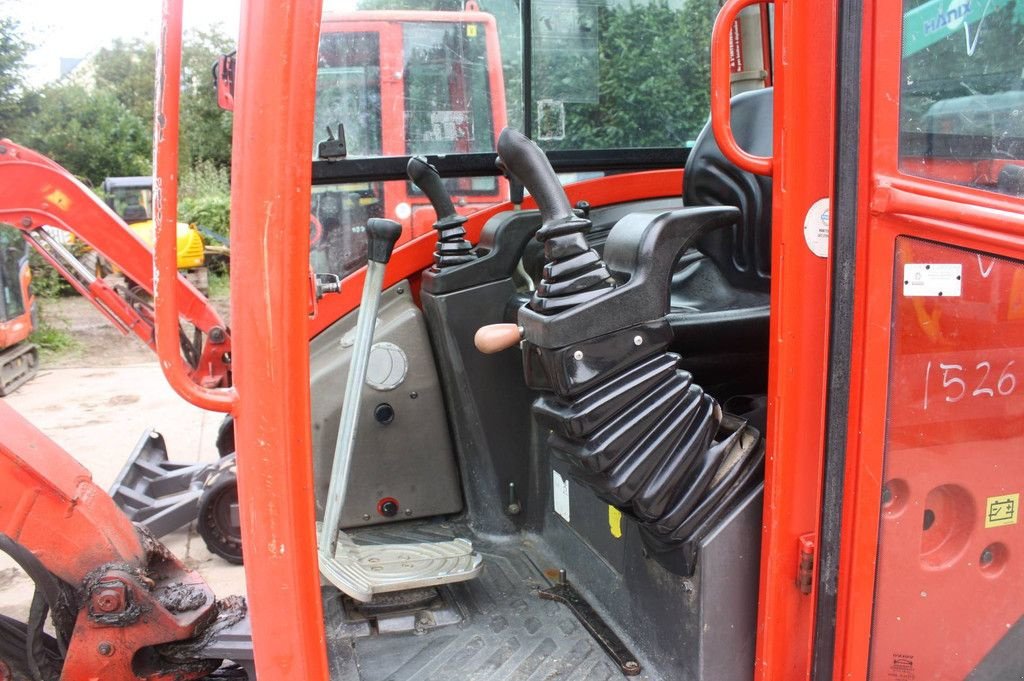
[36,290,231,368]
[0,292,244,625]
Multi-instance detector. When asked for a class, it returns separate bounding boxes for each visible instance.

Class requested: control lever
[496,128,574,226]
[474,323,523,354]
[495,128,613,314]
[320,218,402,554]
[408,156,476,268]
[318,218,483,602]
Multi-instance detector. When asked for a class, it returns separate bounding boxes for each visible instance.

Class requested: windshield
[310,1,752,280]
[107,186,153,223]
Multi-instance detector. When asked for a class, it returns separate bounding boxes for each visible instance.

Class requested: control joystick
[496,128,614,314]
[407,156,476,269]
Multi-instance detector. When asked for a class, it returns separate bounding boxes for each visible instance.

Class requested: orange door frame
[831,0,1024,677]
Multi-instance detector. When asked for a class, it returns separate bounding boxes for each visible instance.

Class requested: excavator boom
[0,139,231,389]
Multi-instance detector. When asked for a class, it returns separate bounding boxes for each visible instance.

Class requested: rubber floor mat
[323,525,657,681]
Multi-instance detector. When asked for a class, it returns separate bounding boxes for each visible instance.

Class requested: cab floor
[323,522,659,681]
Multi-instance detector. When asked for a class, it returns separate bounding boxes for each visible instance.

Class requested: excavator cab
[2,0,1024,679]
[0,224,36,396]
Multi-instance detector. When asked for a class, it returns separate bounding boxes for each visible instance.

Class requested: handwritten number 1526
[923,360,1016,410]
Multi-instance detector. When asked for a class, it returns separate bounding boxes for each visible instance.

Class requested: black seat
[667,87,773,400]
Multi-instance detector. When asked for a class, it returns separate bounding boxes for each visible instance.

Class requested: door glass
[314,31,382,159]
[0,225,25,320]
[869,237,1024,678]
[900,0,1024,197]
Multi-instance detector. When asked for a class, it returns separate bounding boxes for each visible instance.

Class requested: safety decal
[985,493,1019,528]
[608,505,623,539]
[802,198,830,258]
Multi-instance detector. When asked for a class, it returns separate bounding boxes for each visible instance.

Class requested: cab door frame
[826,0,1024,678]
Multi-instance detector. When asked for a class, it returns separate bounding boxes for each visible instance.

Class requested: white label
[552,470,571,522]
[803,198,831,258]
[903,263,962,297]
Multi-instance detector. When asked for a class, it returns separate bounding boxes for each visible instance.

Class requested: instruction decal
[803,198,830,258]
[985,493,1019,528]
[553,469,571,522]
[903,263,962,297]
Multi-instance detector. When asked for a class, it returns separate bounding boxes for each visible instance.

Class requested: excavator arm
[0,140,230,388]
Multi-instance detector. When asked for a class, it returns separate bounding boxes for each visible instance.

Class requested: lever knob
[474,323,523,354]
[366,218,402,264]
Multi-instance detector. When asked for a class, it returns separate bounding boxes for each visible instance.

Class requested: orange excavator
[2,0,1024,680]
[0,222,36,395]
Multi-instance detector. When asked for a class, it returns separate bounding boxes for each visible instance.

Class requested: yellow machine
[101,176,210,292]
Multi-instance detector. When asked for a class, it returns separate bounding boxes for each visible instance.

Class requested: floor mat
[323,524,655,681]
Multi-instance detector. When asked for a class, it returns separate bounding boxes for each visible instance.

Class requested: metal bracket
[538,571,642,676]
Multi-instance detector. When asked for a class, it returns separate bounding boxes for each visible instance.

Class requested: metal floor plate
[323,523,659,681]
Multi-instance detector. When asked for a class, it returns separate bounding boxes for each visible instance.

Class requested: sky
[3,0,243,86]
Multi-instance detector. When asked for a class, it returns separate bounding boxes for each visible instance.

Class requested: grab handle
[711,0,774,177]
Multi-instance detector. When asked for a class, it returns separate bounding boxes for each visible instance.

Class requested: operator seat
[667,87,773,396]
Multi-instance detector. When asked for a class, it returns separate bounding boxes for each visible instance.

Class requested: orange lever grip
[474,323,523,354]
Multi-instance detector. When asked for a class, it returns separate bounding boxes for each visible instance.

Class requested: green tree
[0,16,29,137]
[89,30,235,170]
[15,84,150,186]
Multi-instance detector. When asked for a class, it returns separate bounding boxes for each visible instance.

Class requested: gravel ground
[0,293,245,625]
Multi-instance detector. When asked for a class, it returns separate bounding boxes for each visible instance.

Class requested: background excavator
[0,0,1022,679]
[0,223,36,396]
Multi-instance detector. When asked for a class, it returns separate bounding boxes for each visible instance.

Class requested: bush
[28,249,74,298]
[179,160,231,238]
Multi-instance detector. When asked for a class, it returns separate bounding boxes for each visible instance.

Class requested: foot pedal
[319,531,482,603]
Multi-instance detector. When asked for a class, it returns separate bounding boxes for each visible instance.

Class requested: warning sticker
[985,493,1019,528]
[553,470,571,523]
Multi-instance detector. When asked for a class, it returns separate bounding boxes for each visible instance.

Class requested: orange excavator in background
[0,223,36,395]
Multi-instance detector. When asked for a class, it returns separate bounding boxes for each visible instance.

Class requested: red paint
[153,0,235,411]
[832,0,1024,677]
[228,0,330,677]
[0,401,216,680]
[752,0,837,678]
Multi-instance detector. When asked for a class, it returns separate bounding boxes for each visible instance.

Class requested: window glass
[0,225,26,320]
[309,183,381,280]
[402,21,499,194]
[314,31,382,159]
[900,0,1024,197]
[531,0,720,150]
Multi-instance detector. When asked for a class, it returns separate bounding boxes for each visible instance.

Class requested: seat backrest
[683,87,773,293]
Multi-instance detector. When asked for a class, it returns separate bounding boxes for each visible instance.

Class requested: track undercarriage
[0,341,38,397]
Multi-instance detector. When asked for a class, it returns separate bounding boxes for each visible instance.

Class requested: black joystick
[407,156,476,269]
[495,128,614,314]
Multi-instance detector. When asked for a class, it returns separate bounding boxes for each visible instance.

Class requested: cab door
[827,1,1024,678]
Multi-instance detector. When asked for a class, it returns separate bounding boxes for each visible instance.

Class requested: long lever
[319,218,402,554]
